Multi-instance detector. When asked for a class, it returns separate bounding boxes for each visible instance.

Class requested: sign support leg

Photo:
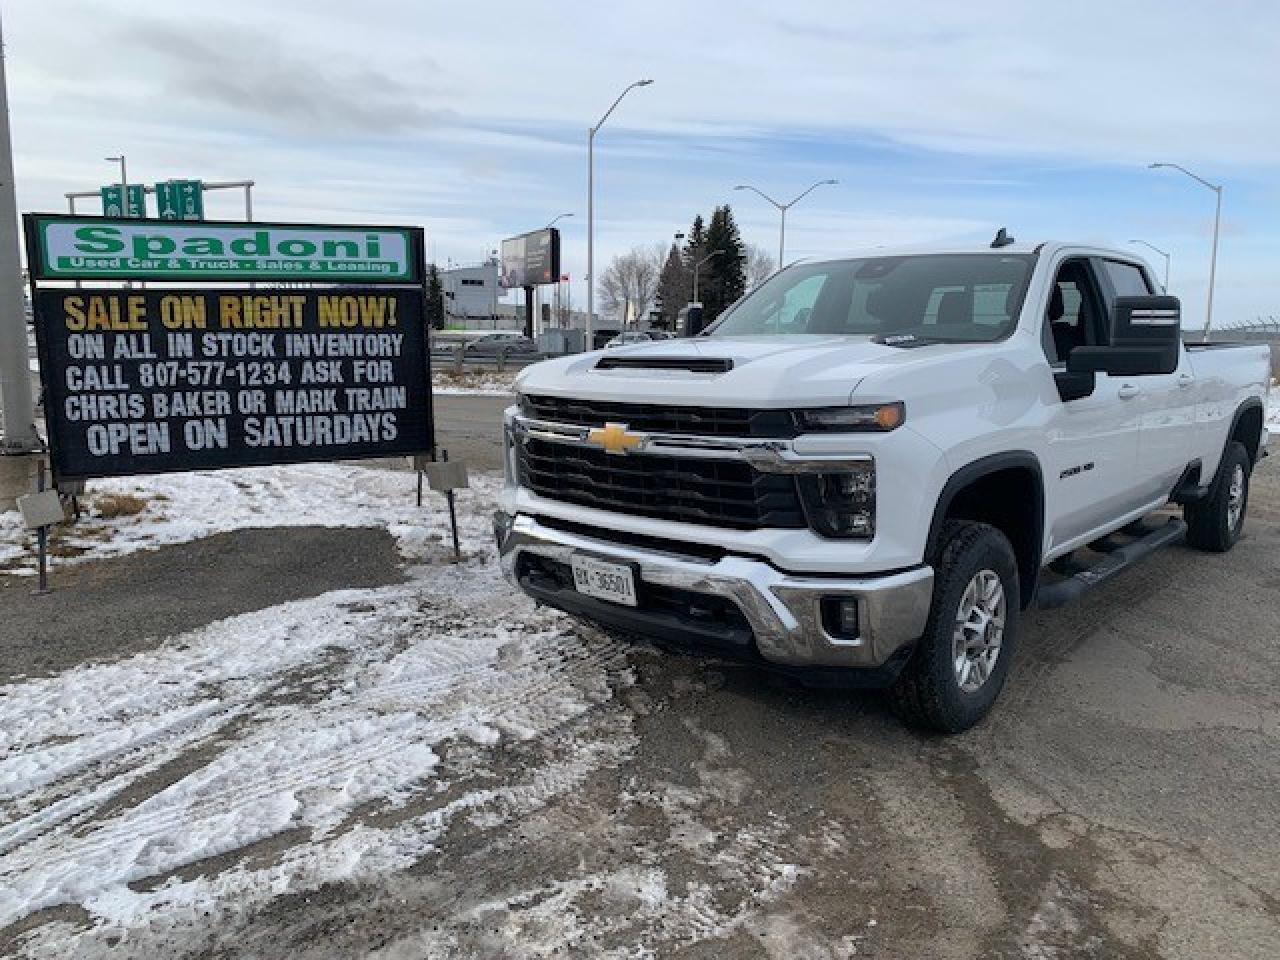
[442,448,461,563]
[34,459,49,595]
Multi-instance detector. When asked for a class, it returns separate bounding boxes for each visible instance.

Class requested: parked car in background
[465,333,538,356]
[605,330,674,348]
[605,331,654,348]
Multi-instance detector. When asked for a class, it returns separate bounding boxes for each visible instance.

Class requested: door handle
[1177,373,1195,389]
[1117,384,1141,399]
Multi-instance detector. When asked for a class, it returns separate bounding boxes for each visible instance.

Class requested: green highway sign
[156,179,204,221]
[100,184,145,218]
[26,215,424,284]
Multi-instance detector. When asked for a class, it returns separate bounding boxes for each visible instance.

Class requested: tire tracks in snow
[0,556,635,930]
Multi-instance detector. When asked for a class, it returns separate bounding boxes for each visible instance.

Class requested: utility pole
[0,9,40,465]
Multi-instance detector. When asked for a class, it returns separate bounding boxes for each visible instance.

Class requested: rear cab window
[1100,259,1153,299]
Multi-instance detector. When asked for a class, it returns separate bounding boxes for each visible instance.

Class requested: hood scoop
[595,354,733,374]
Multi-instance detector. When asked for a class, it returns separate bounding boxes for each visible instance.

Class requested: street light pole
[546,212,574,229]
[104,154,127,205]
[1148,162,1222,340]
[692,250,722,304]
[1128,239,1171,290]
[733,178,837,268]
[586,78,652,350]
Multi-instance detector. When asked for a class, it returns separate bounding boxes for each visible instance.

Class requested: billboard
[31,287,432,480]
[500,228,560,288]
[25,215,423,284]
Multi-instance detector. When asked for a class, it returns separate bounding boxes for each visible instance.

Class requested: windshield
[705,253,1035,342]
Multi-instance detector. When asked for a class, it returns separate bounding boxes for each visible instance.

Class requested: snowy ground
[3,448,1279,958]
[431,369,518,396]
[0,465,636,954]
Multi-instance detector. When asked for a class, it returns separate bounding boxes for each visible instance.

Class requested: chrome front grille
[516,436,806,529]
[520,395,798,438]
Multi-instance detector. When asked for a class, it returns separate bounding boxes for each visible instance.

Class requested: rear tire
[890,521,1020,734]
[1185,442,1250,553]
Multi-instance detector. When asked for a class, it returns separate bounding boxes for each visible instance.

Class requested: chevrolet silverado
[495,237,1271,732]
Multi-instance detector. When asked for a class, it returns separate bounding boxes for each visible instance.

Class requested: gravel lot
[0,400,1276,959]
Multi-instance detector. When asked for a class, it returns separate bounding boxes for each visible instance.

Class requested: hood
[515,335,983,407]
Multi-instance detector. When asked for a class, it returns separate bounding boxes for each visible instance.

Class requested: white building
[442,261,501,325]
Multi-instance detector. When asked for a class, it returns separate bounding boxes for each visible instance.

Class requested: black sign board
[32,288,433,480]
[500,228,560,288]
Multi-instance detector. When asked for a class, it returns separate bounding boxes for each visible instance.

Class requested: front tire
[1185,441,1250,553]
[891,521,1020,734]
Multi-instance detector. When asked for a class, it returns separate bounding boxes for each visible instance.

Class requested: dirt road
[1,416,1276,958]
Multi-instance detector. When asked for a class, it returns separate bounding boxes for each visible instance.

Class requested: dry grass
[93,493,149,519]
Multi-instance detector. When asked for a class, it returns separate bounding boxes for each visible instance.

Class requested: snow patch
[0,462,499,573]
[0,463,635,942]
[432,370,518,396]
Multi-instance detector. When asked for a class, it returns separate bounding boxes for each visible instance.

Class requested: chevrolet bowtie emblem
[587,422,648,455]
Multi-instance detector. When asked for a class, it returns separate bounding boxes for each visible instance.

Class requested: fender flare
[926,451,1046,606]
[1224,397,1265,467]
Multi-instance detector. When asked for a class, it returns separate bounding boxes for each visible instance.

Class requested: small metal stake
[416,468,423,508]
[442,448,461,562]
[34,460,50,595]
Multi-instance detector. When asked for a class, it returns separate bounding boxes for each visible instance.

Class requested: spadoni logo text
[33,218,418,283]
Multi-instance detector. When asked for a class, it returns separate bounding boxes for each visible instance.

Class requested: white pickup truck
[495,237,1271,732]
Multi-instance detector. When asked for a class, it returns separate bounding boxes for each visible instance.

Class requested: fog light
[797,462,876,539]
[820,597,860,640]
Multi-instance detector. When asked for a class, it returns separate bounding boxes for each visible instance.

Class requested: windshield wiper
[873,332,991,347]
[873,332,940,348]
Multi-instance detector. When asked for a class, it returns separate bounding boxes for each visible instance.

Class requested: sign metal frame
[24,213,435,483]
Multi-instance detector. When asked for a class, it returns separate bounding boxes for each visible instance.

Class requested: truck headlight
[797,403,904,432]
[797,462,876,538]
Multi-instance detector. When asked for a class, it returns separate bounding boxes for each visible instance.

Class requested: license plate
[570,554,638,607]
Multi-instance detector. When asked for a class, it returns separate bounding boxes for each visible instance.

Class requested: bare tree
[745,244,777,290]
[597,243,665,325]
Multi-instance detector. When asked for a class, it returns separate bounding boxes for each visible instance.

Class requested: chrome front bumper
[497,512,934,670]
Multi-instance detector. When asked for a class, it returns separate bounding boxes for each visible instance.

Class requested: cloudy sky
[6,1,1277,323]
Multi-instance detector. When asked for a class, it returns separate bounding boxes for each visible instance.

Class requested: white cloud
[4,0,1278,319]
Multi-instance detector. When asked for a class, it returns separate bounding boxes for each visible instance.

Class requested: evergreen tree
[701,205,746,322]
[654,242,690,327]
[424,263,445,330]
[682,215,707,274]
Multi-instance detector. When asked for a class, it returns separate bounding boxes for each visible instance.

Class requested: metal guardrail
[428,343,545,372]
[1216,318,1280,338]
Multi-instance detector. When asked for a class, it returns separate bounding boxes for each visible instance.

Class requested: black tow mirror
[1066,295,1182,377]
[1054,369,1096,402]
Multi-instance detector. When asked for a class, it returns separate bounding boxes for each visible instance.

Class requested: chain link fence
[1215,318,1280,377]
